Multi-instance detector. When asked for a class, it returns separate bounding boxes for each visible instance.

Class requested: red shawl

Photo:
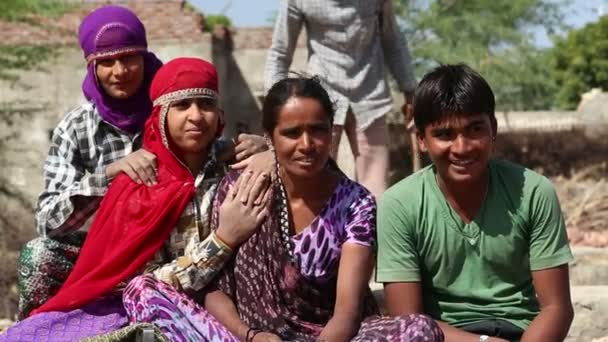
[32,58,220,314]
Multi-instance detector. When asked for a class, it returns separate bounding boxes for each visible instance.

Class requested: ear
[417,131,428,153]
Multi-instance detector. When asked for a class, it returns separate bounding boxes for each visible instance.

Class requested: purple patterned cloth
[124,275,237,342]
[79,5,162,134]
[0,294,128,342]
[291,177,376,281]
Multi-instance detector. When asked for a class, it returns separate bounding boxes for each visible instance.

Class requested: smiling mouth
[295,157,316,164]
[450,159,475,167]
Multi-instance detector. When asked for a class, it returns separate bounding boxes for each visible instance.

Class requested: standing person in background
[265,0,417,198]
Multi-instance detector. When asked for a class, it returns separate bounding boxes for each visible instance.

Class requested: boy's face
[417,114,495,186]
[95,53,144,99]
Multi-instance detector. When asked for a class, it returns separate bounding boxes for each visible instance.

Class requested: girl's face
[271,96,332,178]
[166,98,220,155]
[95,53,144,99]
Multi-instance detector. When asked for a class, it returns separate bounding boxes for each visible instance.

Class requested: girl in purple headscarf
[4,5,165,342]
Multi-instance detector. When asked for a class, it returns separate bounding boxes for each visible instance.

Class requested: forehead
[276,97,329,126]
[95,51,142,63]
[427,113,491,129]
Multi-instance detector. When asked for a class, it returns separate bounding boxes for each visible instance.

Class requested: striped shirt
[265,0,416,129]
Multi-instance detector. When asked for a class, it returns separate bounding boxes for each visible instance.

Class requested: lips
[450,159,475,166]
[294,156,316,165]
[185,129,203,136]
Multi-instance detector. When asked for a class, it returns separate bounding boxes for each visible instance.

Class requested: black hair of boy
[413,64,497,134]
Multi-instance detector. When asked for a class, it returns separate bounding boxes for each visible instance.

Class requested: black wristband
[245,328,259,342]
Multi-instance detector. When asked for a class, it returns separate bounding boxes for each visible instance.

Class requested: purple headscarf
[79,5,163,134]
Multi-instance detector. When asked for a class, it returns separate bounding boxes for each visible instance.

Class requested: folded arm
[520,264,573,342]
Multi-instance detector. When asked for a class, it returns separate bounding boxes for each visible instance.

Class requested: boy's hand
[234,133,267,162]
[105,149,157,185]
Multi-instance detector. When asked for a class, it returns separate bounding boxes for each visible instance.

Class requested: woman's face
[271,96,332,178]
[166,98,220,155]
[95,53,144,99]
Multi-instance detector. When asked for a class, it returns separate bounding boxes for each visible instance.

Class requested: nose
[112,60,128,77]
[299,132,314,152]
[452,134,472,155]
[187,103,205,122]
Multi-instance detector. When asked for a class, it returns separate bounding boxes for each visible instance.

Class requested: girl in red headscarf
[3,58,270,342]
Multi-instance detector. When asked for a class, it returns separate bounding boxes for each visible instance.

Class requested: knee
[125,274,155,291]
[402,314,444,340]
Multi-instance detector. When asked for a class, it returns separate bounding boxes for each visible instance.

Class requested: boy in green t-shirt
[376,64,574,342]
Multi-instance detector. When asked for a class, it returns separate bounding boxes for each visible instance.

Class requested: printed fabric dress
[208,170,444,342]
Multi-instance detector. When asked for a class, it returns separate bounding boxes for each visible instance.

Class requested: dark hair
[413,63,496,133]
[262,77,335,132]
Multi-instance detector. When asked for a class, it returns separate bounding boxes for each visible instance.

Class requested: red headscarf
[32,58,221,314]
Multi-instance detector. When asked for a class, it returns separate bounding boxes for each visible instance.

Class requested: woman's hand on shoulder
[216,169,271,248]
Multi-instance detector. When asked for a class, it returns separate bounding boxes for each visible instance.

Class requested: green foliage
[550,15,608,109]
[394,0,568,110]
[203,14,232,32]
[0,45,57,81]
[0,0,72,21]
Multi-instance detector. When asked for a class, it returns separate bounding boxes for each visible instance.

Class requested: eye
[97,58,114,67]
[468,123,488,137]
[194,98,217,110]
[432,129,453,140]
[310,123,331,135]
[171,99,191,110]
[280,127,302,138]
[121,54,140,64]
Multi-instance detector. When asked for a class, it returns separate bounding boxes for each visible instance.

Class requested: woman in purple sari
[201,77,444,342]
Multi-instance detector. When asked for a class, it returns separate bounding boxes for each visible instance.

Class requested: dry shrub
[0,195,35,320]
[553,164,608,247]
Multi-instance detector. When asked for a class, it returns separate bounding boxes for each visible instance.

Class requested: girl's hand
[216,170,271,248]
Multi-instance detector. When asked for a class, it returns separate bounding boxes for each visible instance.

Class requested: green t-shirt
[376,159,573,330]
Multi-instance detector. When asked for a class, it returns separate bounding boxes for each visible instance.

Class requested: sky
[189,0,607,47]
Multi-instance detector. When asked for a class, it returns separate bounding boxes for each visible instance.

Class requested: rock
[577,88,608,139]
[566,286,608,342]
[0,319,13,332]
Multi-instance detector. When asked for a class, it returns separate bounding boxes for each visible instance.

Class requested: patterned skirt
[124,274,238,342]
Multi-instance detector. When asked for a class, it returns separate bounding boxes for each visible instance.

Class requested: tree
[394,0,568,110]
[550,15,608,109]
